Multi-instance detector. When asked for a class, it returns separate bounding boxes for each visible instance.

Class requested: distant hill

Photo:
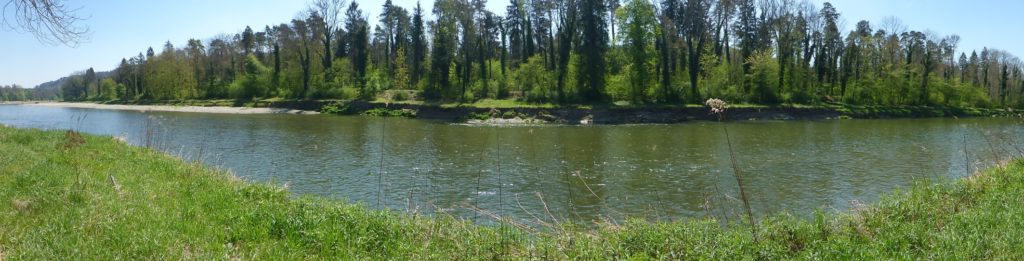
[31,77,65,100]
[31,70,114,100]
[35,70,114,89]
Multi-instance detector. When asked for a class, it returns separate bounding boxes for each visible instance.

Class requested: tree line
[57,0,1024,108]
[1,83,60,101]
[0,85,30,101]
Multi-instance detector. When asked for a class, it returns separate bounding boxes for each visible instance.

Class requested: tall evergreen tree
[410,2,427,85]
[683,0,711,102]
[241,26,255,56]
[346,2,370,97]
[554,0,578,103]
[577,0,610,101]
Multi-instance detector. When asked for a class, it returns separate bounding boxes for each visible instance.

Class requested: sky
[1,0,1021,88]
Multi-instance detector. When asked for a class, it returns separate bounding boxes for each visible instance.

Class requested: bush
[746,50,780,104]
[362,108,417,118]
[704,59,748,103]
[467,111,491,121]
[230,54,271,100]
[100,78,120,101]
[516,56,554,103]
[380,90,418,102]
[501,110,518,119]
[392,90,408,101]
[364,67,391,100]
[311,87,359,100]
[606,71,630,102]
[319,101,351,115]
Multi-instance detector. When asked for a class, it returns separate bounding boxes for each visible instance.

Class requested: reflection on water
[1,104,1021,227]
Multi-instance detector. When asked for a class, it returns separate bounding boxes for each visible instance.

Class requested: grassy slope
[1,125,1022,259]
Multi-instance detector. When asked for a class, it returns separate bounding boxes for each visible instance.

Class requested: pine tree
[577,0,609,101]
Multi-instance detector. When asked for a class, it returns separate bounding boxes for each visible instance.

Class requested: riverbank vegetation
[43,0,1024,111]
[3,124,1024,258]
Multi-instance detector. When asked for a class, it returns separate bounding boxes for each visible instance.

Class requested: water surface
[2,104,1020,227]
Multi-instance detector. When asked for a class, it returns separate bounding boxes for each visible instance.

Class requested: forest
[0,85,31,101]
[51,0,1024,108]
[0,84,60,101]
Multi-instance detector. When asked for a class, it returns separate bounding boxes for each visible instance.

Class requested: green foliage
[932,77,991,107]
[144,44,198,101]
[229,54,271,100]
[747,50,780,104]
[616,0,659,103]
[577,0,610,102]
[0,85,32,101]
[99,78,119,100]
[705,60,747,102]
[466,111,491,121]
[362,108,417,118]
[363,67,391,100]
[500,110,524,119]
[319,101,352,115]
[393,47,411,90]
[55,0,1019,109]
[470,60,506,100]
[606,71,627,102]
[380,90,417,102]
[312,58,357,100]
[514,56,554,102]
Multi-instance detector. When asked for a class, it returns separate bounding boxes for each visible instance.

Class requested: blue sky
[1,0,1020,88]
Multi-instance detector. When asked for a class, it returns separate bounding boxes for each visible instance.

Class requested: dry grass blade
[535,192,560,227]
[109,175,123,197]
[707,98,758,239]
[59,130,85,149]
[463,204,535,233]
[11,199,30,212]
[573,172,627,220]
[515,193,557,229]
[377,113,387,209]
[957,117,969,178]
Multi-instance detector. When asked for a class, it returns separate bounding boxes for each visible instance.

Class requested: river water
[1,104,1021,227]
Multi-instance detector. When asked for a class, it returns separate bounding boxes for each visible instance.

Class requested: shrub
[362,108,417,118]
[516,56,554,103]
[501,110,518,119]
[230,54,271,100]
[746,50,780,104]
[319,101,351,115]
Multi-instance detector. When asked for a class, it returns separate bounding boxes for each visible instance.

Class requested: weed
[707,98,758,240]
[59,130,85,149]
[362,108,417,118]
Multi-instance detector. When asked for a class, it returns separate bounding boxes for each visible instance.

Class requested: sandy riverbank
[25,102,319,115]
[0,101,37,105]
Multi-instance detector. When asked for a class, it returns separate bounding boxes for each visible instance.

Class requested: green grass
[2,125,1023,259]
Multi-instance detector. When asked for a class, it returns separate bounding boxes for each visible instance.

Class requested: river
[1,104,1021,227]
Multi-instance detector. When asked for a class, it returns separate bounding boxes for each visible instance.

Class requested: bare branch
[1,0,90,46]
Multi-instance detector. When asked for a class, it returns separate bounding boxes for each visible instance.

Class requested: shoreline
[0,101,40,105]
[324,101,1020,124]
[11,100,1020,123]
[24,102,320,115]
